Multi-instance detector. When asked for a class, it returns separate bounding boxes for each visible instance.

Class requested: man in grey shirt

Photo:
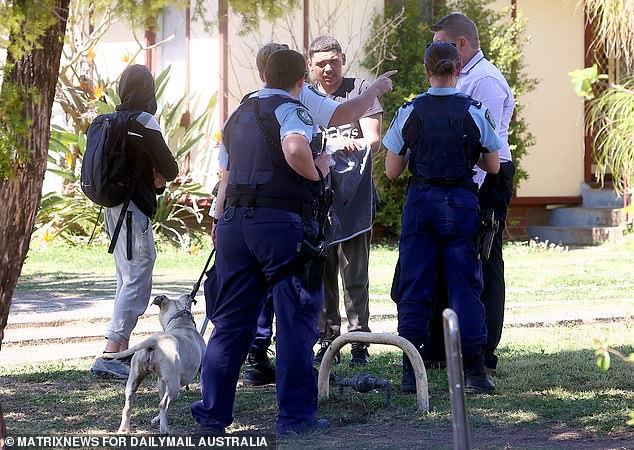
[238,42,394,384]
[308,36,383,367]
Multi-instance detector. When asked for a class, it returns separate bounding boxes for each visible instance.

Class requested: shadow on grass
[11,272,198,315]
[1,347,633,449]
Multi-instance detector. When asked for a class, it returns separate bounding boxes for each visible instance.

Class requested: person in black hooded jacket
[91,65,178,379]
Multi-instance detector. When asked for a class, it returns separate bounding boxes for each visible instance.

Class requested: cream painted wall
[225,8,304,113]
[307,0,385,81]
[513,0,586,198]
[156,5,221,190]
[93,22,148,82]
[49,1,589,199]
[224,0,385,112]
[446,0,585,198]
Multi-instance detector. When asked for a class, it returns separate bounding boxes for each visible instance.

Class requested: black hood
[116,65,157,114]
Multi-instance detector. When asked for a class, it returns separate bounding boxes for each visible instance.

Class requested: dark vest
[224,94,320,208]
[408,93,479,182]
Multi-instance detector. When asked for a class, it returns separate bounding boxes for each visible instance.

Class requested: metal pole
[443,308,470,450]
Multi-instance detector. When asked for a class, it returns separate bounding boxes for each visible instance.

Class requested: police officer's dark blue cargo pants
[395,186,487,358]
[191,207,322,433]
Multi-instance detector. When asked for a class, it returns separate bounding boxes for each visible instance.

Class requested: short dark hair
[308,35,342,57]
[265,49,307,90]
[256,42,289,74]
[424,42,460,78]
[431,13,479,49]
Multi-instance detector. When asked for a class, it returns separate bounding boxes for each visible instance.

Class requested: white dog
[104,294,206,435]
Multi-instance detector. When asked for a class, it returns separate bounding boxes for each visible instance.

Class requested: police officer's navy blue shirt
[219,88,317,170]
[382,87,502,160]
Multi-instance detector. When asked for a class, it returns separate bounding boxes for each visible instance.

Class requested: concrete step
[550,206,625,227]
[528,225,625,246]
[581,182,627,208]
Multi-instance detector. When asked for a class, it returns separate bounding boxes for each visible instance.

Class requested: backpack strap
[107,113,140,260]
[107,170,140,259]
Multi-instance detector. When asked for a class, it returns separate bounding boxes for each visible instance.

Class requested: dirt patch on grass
[3,354,634,449]
[280,417,634,449]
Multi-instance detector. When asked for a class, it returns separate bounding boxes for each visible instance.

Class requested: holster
[390,257,402,303]
[297,239,329,291]
[478,209,499,260]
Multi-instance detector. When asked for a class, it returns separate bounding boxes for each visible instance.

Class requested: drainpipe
[219,0,228,124]
[303,0,309,55]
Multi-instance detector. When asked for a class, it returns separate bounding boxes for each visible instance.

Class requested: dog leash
[187,247,216,310]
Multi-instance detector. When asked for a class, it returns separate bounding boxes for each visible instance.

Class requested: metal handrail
[317,331,429,412]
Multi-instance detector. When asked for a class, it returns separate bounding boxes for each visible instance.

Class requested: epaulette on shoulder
[240,90,257,104]
[308,84,326,98]
[454,92,481,108]
[404,93,425,107]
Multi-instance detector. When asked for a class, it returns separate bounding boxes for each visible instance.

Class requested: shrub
[363,0,537,238]
[34,66,216,249]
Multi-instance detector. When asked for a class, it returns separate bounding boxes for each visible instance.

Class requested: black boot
[463,354,495,394]
[243,350,276,386]
[314,340,340,366]
[401,353,416,393]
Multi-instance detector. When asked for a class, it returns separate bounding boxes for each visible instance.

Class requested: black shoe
[277,418,330,435]
[422,348,446,369]
[350,344,370,367]
[464,354,495,394]
[243,350,276,386]
[401,354,416,393]
[199,423,225,436]
[314,341,340,366]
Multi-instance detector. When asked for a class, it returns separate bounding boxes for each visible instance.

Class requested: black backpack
[81,111,140,258]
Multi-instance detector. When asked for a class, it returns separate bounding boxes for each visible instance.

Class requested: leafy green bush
[34,66,216,249]
[364,0,537,237]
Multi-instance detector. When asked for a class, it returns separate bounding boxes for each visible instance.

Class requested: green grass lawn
[1,320,632,448]
[18,235,634,317]
[6,235,634,447]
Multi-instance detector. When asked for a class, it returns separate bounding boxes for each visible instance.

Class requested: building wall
[156,5,221,191]
[496,0,586,199]
[46,1,589,208]
[224,0,384,113]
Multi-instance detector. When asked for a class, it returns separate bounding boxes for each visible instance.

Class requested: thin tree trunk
[0,0,70,349]
[0,401,5,450]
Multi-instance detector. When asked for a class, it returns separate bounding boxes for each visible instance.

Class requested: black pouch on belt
[298,240,329,291]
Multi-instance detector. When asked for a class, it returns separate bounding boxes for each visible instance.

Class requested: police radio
[310,129,327,156]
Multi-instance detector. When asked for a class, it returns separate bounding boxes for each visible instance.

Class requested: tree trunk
[0,0,70,350]
[0,401,5,450]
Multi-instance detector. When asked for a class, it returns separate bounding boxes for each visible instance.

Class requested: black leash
[189,247,216,305]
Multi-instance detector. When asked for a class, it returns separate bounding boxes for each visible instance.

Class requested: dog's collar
[166,309,195,328]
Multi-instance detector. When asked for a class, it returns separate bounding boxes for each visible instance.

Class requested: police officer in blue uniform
[382,42,501,394]
[191,49,332,434]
